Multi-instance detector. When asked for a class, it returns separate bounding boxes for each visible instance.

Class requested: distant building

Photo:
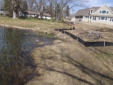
[0,9,8,15]
[70,14,76,24]
[74,5,113,25]
[20,11,51,20]
[42,13,51,20]
[26,11,40,18]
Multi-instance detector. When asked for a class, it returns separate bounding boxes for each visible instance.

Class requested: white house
[74,5,113,25]
[0,10,8,15]
[23,11,51,20]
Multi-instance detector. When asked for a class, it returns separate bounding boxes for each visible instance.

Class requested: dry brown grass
[2,16,113,85]
[0,16,70,32]
[26,30,113,85]
[75,22,113,30]
[67,22,113,42]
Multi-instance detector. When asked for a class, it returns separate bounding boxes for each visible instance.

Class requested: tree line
[3,0,87,20]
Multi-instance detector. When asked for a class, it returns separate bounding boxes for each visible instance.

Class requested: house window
[104,17,107,20]
[85,16,89,18]
[100,10,109,14]
[102,10,106,14]
[110,18,113,22]
[90,10,93,14]
[93,16,96,20]
[101,17,107,20]
[90,16,92,19]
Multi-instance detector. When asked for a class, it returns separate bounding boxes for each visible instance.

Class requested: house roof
[26,11,40,15]
[75,8,90,16]
[75,7,113,16]
[26,11,51,17]
[43,13,51,17]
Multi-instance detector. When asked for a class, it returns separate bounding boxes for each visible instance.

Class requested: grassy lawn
[0,16,70,32]
[29,31,113,85]
[1,16,113,85]
[27,22,113,85]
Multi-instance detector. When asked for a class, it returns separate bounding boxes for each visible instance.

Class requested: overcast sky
[71,0,113,14]
[0,0,3,10]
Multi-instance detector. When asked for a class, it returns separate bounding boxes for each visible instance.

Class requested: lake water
[0,26,55,85]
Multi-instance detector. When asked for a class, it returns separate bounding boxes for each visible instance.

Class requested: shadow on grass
[44,67,94,85]
[64,56,113,85]
[41,54,113,85]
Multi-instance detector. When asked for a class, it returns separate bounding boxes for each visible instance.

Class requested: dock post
[104,41,106,47]
[77,33,79,42]
[77,35,78,41]
[63,30,65,39]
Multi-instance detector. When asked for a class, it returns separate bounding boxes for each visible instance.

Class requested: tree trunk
[13,10,16,19]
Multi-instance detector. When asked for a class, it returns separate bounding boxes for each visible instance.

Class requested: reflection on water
[0,27,55,85]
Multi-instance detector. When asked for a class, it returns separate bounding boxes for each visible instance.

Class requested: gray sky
[0,0,4,10]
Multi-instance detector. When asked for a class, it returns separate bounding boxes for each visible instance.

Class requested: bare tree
[4,0,88,20]
[27,0,36,11]
[10,0,20,19]
[48,0,55,18]
[4,0,28,18]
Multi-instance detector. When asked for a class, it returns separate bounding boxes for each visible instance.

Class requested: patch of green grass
[46,33,55,38]
[35,31,56,38]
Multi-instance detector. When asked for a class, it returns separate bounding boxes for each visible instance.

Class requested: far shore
[0,16,70,33]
